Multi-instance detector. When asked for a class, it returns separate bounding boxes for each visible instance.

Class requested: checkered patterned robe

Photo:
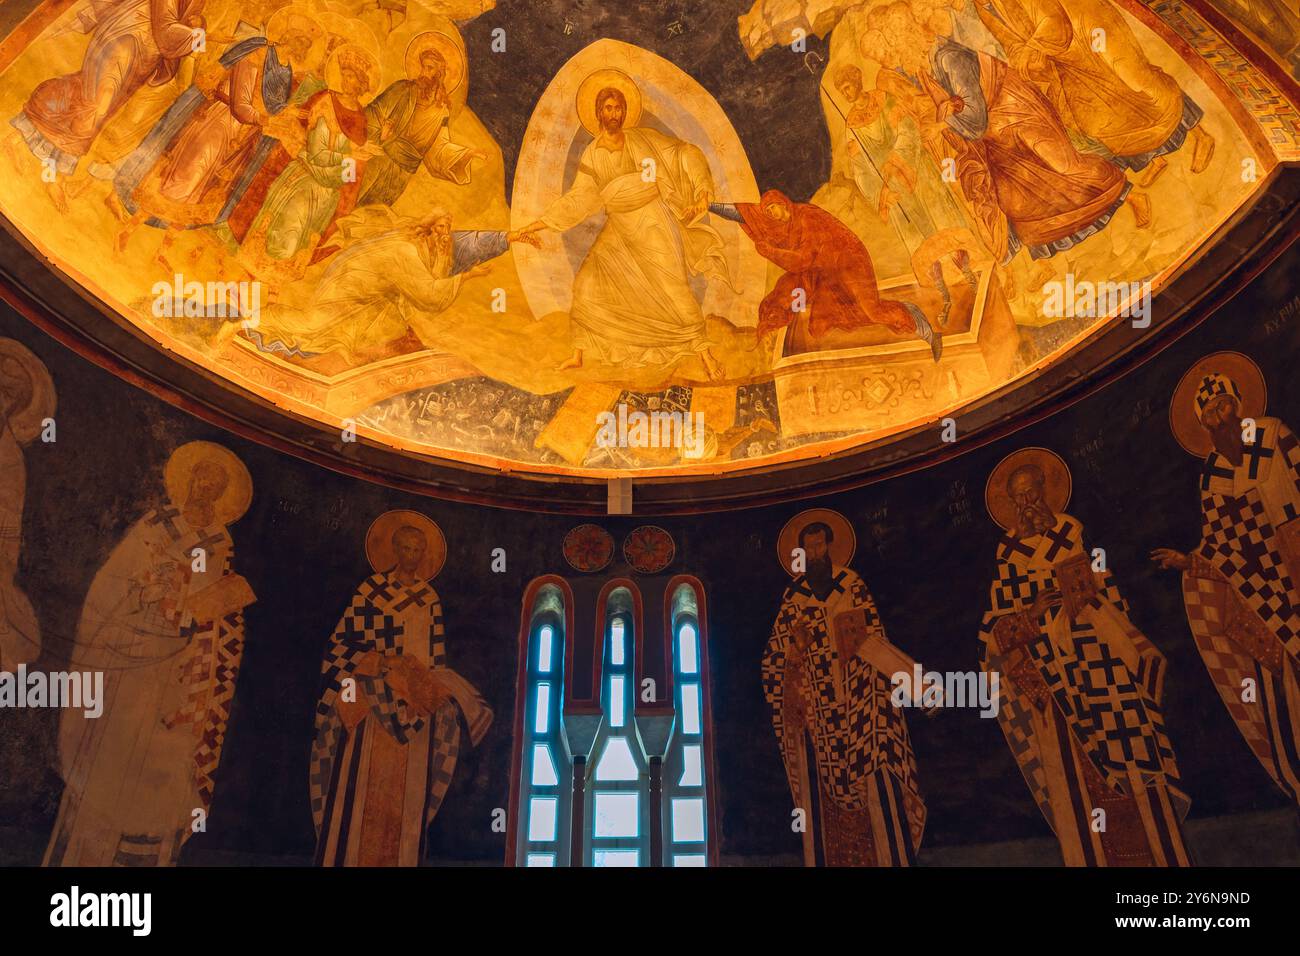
[1180,417,1300,803]
[45,507,247,867]
[979,515,1189,866]
[310,572,491,866]
[761,567,925,866]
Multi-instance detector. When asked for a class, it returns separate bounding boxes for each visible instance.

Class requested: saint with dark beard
[761,512,927,866]
[354,35,485,209]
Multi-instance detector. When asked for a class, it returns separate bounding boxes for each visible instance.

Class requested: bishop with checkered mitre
[1153,353,1300,806]
[310,511,492,867]
[981,448,1190,866]
[761,510,927,866]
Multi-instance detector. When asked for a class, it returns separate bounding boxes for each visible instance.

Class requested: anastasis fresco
[0,0,1294,487]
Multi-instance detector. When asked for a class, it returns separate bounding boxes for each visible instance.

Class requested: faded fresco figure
[311,512,492,866]
[0,341,55,671]
[878,3,1138,260]
[520,73,733,378]
[240,44,382,271]
[1154,355,1300,806]
[44,442,255,867]
[981,449,1190,866]
[111,19,298,264]
[7,0,205,210]
[761,512,928,866]
[1209,0,1300,75]
[834,60,978,326]
[247,208,538,362]
[977,0,1215,191]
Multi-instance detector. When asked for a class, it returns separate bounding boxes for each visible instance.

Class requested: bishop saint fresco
[1153,355,1300,806]
[761,511,928,866]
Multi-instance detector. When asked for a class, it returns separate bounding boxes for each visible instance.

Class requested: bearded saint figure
[761,512,928,866]
[981,449,1189,866]
[1153,355,1300,807]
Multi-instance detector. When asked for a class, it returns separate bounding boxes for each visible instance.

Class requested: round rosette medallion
[622,525,675,574]
[563,524,615,573]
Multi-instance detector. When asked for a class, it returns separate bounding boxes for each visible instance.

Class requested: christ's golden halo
[576,68,643,136]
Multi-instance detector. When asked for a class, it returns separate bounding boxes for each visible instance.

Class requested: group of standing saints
[764,352,1300,867]
[0,341,492,867]
[0,337,1294,868]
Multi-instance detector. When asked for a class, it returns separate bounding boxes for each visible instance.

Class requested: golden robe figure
[247,210,530,363]
[978,0,1214,184]
[311,514,491,866]
[1155,358,1300,806]
[10,0,203,177]
[115,21,295,237]
[355,38,481,209]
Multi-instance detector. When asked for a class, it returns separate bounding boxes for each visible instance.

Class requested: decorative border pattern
[1146,0,1300,158]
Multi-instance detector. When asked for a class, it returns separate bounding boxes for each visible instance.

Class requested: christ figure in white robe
[521,86,732,379]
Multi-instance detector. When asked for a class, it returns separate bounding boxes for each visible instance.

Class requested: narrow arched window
[663,580,714,866]
[587,591,648,866]
[511,575,714,867]
[514,583,569,866]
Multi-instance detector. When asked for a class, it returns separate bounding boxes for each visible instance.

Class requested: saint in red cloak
[727,191,940,360]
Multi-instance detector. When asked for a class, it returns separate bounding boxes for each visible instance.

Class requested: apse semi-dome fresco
[0,0,1297,503]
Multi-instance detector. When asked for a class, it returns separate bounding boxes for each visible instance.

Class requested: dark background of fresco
[0,0,1298,865]
[0,236,1297,865]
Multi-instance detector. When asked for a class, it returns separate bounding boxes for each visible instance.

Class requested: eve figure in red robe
[712,190,941,360]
